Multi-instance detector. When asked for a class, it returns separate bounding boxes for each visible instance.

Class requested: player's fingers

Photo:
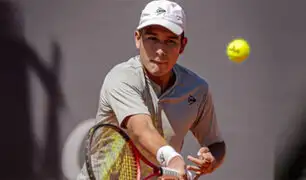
[194,167,212,175]
[202,154,213,162]
[187,164,214,177]
[186,165,201,172]
[197,147,209,156]
[202,163,216,174]
[189,155,213,167]
[187,155,204,166]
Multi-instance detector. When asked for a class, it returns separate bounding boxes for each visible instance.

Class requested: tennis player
[77,0,226,179]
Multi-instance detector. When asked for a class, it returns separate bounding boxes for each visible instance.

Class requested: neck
[146,70,175,93]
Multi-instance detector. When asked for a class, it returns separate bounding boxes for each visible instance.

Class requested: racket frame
[85,122,172,180]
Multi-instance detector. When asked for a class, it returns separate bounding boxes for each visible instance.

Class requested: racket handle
[160,167,193,180]
[186,170,193,179]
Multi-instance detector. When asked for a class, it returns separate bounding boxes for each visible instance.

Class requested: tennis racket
[85,122,193,180]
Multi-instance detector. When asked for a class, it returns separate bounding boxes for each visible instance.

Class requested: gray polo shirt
[77,55,223,179]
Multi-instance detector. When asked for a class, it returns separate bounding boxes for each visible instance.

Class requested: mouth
[150,59,168,65]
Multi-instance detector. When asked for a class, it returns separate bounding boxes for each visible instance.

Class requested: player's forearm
[136,124,168,156]
[125,114,181,166]
[208,141,226,168]
[126,116,167,155]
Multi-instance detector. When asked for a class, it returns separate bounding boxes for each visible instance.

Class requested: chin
[145,64,171,77]
[149,70,169,77]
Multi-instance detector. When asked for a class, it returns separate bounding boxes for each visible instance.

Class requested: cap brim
[137,18,183,36]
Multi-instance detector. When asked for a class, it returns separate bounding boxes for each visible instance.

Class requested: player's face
[135,25,187,77]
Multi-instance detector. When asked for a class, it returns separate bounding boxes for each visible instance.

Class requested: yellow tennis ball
[226,38,251,63]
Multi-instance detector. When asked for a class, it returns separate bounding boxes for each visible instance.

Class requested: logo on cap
[156,7,166,15]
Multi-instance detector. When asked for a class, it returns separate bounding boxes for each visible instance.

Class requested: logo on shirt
[188,95,196,105]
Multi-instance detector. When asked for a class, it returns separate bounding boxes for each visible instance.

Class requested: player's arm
[102,70,184,168]
[123,114,167,158]
[190,88,226,169]
[124,115,188,177]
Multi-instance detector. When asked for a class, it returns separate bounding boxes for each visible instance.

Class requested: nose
[156,48,166,57]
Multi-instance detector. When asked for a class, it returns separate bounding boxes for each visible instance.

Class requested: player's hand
[186,147,217,176]
[160,156,188,180]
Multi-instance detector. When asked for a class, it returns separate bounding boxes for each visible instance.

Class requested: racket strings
[118,146,138,179]
[89,126,139,180]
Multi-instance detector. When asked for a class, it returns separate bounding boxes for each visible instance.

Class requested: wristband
[156,145,183,166]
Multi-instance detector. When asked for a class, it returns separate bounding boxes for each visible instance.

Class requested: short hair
[138,28,185,44]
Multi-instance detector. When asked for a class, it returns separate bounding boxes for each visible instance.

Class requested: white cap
[137,0,186,35]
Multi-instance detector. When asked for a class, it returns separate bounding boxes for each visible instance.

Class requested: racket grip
[160,167,193,180]
[186,170,193,179]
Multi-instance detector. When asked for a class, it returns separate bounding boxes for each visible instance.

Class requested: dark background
[1,0,306,179]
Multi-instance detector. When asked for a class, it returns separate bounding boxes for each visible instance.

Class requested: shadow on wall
[275,96,306,180]
[0,1,65,179]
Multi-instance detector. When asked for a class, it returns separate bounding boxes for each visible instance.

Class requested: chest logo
[188,95,196,105]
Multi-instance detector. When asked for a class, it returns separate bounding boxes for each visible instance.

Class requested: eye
[167,40,177,45]
[165,39,178,46]
[147,36,158,41]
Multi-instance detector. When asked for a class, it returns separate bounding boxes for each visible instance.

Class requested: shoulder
[174,63,210,92]
[107,55,143,77]
[103,55,145,90]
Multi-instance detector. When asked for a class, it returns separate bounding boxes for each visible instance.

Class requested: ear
[134,30,141,49]
[179,37,188,54]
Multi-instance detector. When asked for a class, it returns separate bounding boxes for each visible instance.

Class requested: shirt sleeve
[190,88,224,147]
[100,69,150,127]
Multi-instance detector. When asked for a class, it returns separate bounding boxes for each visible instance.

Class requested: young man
[78,0,226,179]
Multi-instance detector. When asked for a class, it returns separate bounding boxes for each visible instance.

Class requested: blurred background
[1,0,306,179]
